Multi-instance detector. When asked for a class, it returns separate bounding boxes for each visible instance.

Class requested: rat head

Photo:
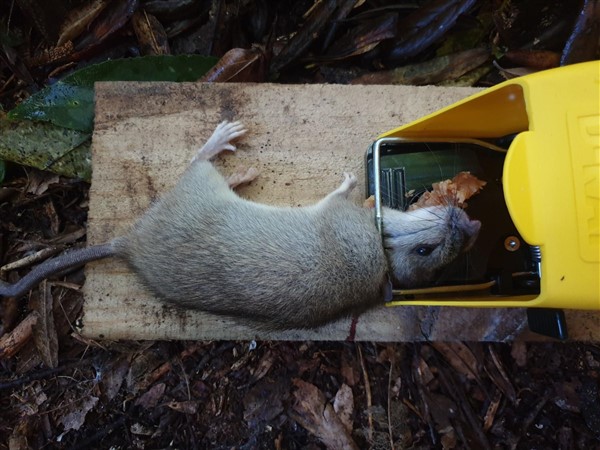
[381,205,481,288]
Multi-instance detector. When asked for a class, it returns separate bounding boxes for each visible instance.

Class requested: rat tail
[0,241,118,298]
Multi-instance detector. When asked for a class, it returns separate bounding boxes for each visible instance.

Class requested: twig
[0,73,16,96]
[436,355,491,450]
[412,346,436,446]
[147,342,204,386]
[0,246,62,273]
[48,280,82,291]
[402,398,424,421]
[0,358,94,391]
[357,343,373,443]
[178,357,192,400]
[0,313,38,359]
[512,392,551,450]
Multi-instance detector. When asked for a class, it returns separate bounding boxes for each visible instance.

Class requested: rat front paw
[213,121,247,151]
[192,120,248,162]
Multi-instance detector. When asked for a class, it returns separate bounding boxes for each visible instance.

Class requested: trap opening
[365,137,541,302]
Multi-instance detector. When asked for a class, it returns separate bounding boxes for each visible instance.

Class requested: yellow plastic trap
[368,61,599,314]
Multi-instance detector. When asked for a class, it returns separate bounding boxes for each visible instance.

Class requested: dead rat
[0,121,481,330]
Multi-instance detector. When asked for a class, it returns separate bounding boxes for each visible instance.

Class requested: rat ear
[462,220,481,252]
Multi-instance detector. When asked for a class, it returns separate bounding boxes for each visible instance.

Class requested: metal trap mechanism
[366,137,541,304]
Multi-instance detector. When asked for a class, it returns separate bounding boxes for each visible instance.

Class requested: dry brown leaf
[290,379,359,450]
[333,384,354,433]
[432,342,479,381]
[58,396,99,432]
[58,0,111,46]
[504,49,560,70]
[167,400,199,414]
[49,227,86,245]
[26,41,74,67]
[252,349,275,381]
[325,13,397,61]
[100,355,131,401]
[270,0,338,73]
[510,341,527,367]
[30,281,59,368]
[427,392,457,438]
[32,385,49,407]
[340,350,358,386]
[1,293,19,339]
[199,46,267,82]
[243,378,287,427]
[8,418,33,450]
[72,0,138,58]
[135,383,166,409]
[377,344,398,364]
[441,429,458,449]
[25,172,60,196]
[43,201,60,236]
[132,9,170,56]
[485,345,516,403]
[493,61,537,80]
[553,381,582,413]
[127,350,164,393]
[297,357,321,376]
[483,389,502,432]
[416,355,435,386]
[15,383,47,417]
[409,171,486,210]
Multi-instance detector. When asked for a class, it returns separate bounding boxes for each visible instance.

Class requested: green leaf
[0,160,5,184]
[8,55,218,133]
[0,118,91,181]
[436,12,493,57]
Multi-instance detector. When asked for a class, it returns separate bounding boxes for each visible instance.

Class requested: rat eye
[414,245,436,256]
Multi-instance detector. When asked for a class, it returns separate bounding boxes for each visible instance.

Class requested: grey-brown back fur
[117,161,388,329]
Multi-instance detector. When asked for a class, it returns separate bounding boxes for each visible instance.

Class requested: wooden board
[83,82,599,341]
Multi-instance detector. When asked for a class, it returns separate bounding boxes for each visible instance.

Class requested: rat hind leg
[315,172,358,207]
[326,172,357,200]
[191,121,247,163]
[226,167,260,189]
